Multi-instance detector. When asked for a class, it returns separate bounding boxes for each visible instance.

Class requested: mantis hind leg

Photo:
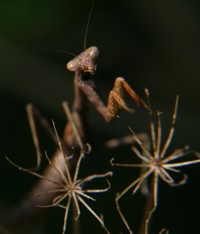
[26,104,58,169]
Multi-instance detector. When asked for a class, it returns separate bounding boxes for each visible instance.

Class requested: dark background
[0,0,200,233]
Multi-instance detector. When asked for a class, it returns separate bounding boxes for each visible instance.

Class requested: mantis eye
[66,59,79,71]
[89,46,99,57]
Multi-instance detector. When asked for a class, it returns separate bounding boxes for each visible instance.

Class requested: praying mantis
[3,5,142,230]
[2,2,200,234]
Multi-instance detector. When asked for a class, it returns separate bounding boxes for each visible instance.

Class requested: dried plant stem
[111,91,200,233]
[6,119,112,234]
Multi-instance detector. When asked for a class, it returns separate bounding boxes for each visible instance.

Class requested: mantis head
[66,46,99,74]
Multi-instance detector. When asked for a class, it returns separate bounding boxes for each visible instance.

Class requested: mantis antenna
[83,0,96,50]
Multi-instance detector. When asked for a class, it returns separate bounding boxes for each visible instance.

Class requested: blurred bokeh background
[0,0,200,233]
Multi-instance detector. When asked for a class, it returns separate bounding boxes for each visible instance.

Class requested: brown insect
[3,3,141,232]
